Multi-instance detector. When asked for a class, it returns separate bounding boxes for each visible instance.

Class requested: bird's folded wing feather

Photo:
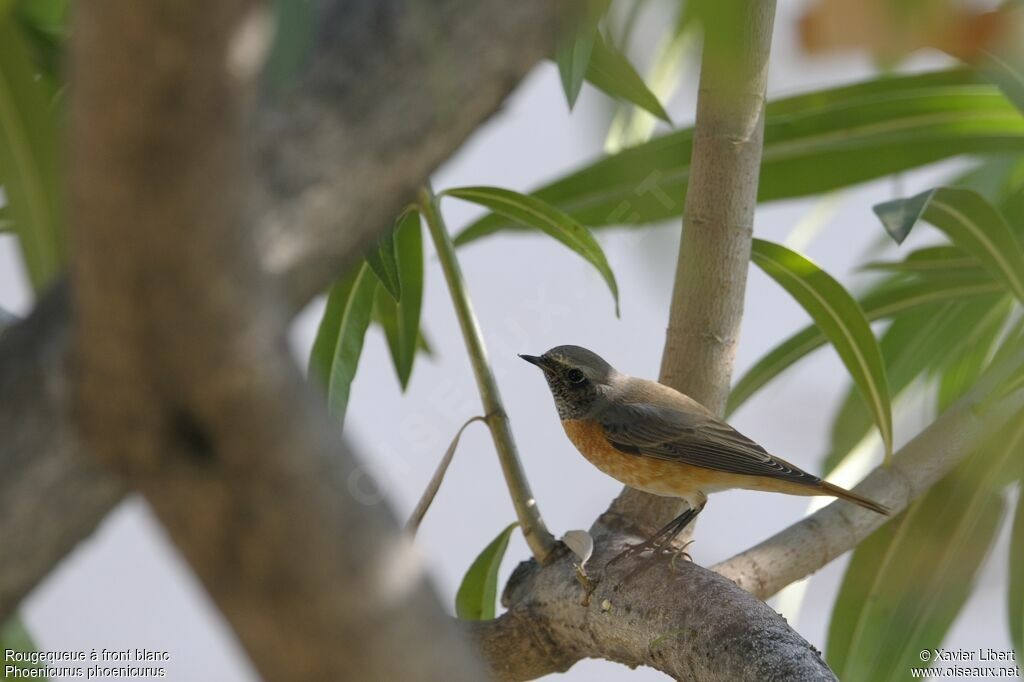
[598,402,821,486]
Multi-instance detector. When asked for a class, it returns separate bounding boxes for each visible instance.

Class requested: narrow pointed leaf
[445,186,619,314]
[556,28,597,109]
[828,419,1021,680]
[585,34,670,123]
[406,416,486,534]
[365,229,401,301]
[308,264,377,425]
[727,269,1002,416]
[375,210,423,388]
[0,16,62,290]
[375,295,432,369]
[874,187,1024,302]
[750,239,892,459]
[455,522,517,621]
[309,268,357,381]
[554,0,608,108]
[456,69,1024,244]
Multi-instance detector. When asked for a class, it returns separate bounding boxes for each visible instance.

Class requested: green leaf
[827,419,1021,680]
[750,239,892,459]
[308,263,377,425]
[373,295,432,386]
[456,69,1024,244]
[874,187,1024,302]
[727,270,1003,416]
[556,27,597,109]
[1,615,48,681]
[455,522,517,621]
[557,36,595,109]
[554,0,608,109]
[823,296,1008,475]
[375,210,424,389]
[1010,474,1024,658]
[585,34,670,123]
[365,229,401,301]
[444,186,620,315]
[0,15,62,290]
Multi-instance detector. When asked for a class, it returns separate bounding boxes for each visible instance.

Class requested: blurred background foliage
[1,0,1022,679]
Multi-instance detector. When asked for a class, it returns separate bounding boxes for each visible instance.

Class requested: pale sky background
[1,1,1017,679]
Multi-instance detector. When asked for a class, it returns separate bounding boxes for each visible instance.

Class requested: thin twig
[418,186,557,563]
[406,415,487,535]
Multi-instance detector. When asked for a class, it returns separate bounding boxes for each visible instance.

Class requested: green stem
[419,187,556,563]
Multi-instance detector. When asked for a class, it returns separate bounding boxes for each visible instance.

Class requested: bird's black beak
[518,354,549,371]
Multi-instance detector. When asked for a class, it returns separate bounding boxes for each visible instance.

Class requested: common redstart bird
[520,345,890,554]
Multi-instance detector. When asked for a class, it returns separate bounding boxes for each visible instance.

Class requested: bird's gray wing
[598,402,821,485]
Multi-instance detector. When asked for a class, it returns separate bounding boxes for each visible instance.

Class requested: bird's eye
[566,368,586,384]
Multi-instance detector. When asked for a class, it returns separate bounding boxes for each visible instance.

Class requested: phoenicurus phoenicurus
[520,345,890,557]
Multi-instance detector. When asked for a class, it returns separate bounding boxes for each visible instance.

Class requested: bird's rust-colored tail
[819,481,891,515]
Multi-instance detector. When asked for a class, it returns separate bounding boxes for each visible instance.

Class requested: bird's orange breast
[561,419,703,498]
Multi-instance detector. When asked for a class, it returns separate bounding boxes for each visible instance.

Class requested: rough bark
[610,0,778,537]
[470,526,834,681]
[259,0,573,309]
[0,285,127,620]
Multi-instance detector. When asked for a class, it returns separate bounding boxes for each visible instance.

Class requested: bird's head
[519,345,618,420]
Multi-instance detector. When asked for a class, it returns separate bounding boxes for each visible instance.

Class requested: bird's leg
[606,503,705,568]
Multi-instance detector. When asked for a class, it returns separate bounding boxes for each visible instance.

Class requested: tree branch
[609,0,778,534]
[0,284,127,620]
[469,530,836,681]
[259,0,573,309]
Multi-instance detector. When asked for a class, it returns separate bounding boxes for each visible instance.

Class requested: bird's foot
[667,540,695,571]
